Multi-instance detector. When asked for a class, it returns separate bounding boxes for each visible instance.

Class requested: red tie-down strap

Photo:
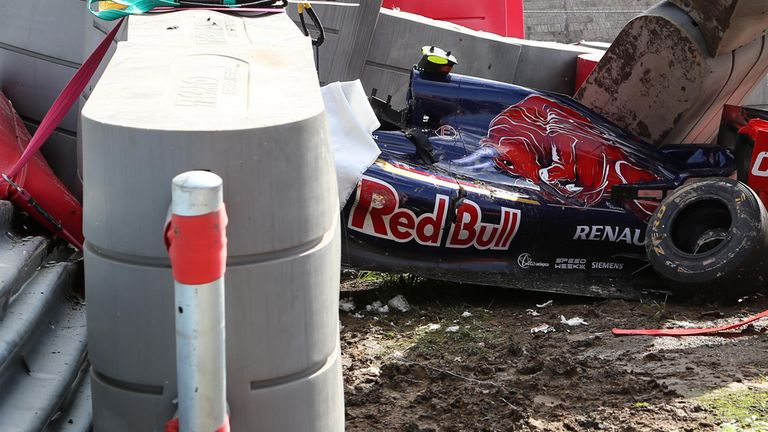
[165,416,230,432]
[165,207,228,285]
[613,309,768,336]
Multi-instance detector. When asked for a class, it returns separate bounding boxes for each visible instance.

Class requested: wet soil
[339,275,768,431]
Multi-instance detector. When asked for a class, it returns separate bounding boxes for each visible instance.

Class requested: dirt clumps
[341,277,768,431]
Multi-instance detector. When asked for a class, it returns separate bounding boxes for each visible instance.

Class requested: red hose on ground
[612,309,768,336]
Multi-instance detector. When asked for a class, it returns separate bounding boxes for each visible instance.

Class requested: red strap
[612,309,768,336]
[165,207,228,285]
[6,18,124,179]
[165,416,230,432]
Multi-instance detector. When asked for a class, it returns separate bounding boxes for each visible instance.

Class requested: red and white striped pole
[165,171,230,432]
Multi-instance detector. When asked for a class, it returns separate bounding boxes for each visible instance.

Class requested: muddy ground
[339,274,768,431]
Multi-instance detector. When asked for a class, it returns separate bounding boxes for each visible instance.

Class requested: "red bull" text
[349,177,521,250]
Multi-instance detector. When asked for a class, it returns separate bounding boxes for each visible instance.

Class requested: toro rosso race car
[340,48,768,299]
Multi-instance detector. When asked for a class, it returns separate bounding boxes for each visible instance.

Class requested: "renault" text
[573,225,644,246]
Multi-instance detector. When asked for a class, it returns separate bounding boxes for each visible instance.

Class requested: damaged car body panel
[342,66,738,298]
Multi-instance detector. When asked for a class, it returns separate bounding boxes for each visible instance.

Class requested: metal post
[170,171,228,432]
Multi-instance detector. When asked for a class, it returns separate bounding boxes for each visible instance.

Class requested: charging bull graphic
[459,95,659,215]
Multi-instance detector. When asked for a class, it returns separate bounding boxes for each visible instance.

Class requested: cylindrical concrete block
[82,11,343,431]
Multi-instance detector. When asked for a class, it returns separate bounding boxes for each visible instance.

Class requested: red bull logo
[481,94,658,216]
[349,177,521,250]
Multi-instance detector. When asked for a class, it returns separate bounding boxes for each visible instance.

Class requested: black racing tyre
[645,178,768,297]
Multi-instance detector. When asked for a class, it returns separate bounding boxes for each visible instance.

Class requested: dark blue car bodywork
[341,69,735,298]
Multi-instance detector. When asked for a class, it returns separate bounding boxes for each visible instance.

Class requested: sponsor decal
[446,200,520,250]
[739,119,768,194]
[752,151,768,178]
[436,124,459,139]
[475,94,658,218]
[555,258,586,270]
[517,253,550,269]
[573,225,644,246]
[349,177,521,250]
[591,261,625,270]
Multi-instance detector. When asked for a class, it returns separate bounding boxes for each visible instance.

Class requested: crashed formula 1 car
[341,48,768,299]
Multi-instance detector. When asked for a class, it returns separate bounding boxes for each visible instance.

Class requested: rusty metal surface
[669,0,768,56]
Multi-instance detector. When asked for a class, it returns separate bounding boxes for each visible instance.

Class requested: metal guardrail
[0,200,88,432]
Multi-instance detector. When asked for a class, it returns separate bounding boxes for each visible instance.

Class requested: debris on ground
[340,278,768,431]
[339,298,356,312]
[445,325,460,333]
[560,315,589,326]
[530,323,555,334]
[387,294,411,312]
[365,301,389,314]
[359,366,381,377]
[526,308,541,316]
[461,311,473,318]
[536,300,554,308]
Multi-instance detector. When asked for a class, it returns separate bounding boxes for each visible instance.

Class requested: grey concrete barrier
[82,11,343,431]
[360,9,603,108]
[0,0,84,131]
[287,0,383,86]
